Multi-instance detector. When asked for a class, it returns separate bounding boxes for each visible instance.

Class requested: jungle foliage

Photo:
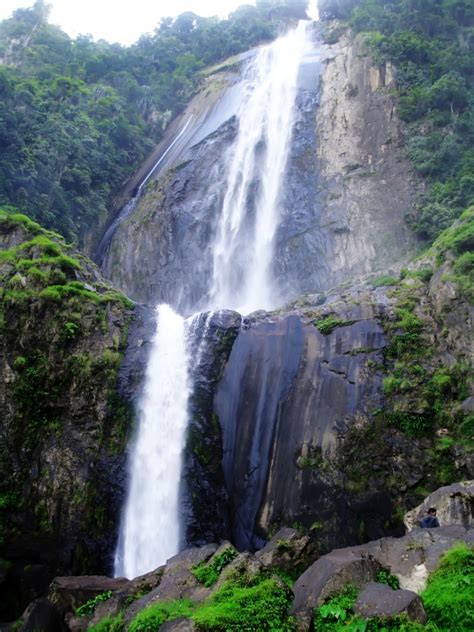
[0,1,306,243]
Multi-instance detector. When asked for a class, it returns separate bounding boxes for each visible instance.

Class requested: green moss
[192,547,238,587]
[315,316,356,335]
[0,212,134,568]
[193,577,294,631]
[88,613,124,632]
[128,599,193,632]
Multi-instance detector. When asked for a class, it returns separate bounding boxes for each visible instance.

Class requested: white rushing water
[209,21,312,314]
[114,304,191,578]
[115,22,313,578]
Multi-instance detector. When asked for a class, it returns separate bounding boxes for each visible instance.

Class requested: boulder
[404,481,474,531]
[291,549,381,629]
[354,582,427,623]
[255,527,311,573]
[48,575,129,616]
[18,599,67,632]
[346,525,473,593]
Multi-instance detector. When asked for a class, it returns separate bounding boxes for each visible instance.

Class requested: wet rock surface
[214,294,390,550]
[291,549,382,623]
[48,576,129,617]
[18,598,67,632]
[183,310,241,547]
[354,582,427,623]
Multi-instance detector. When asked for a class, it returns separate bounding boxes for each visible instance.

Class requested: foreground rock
[255,527,312,573]
[49,576,130,617]
[18,599,67,632]
[354,582,426,623]
[14,508,473,632]
[290,549,381,629]
[290,524,473,630]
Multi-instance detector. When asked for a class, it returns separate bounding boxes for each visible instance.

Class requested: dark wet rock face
[214,299,388,550]
[182,310,241,547]
[102,118,238,311]
[18,598,67,632]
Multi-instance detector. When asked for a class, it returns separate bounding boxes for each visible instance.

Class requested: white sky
[0,1,319,45]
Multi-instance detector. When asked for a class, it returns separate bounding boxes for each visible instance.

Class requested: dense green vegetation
[422,543,474,631]
[0,1,306,243]
[323,0,474,244]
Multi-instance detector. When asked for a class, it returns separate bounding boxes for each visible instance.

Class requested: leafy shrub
[376,569,400,590]
[384,411,432,438]
[75,591,113,617]
[372,275,399,287]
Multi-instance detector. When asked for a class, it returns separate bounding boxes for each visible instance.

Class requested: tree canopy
[0,1,286,243]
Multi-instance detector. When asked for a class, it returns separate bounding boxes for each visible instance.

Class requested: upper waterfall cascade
[209,21,313,314]
[115,22,315,578]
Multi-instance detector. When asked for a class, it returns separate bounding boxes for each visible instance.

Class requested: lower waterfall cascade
[114,20,315,578]
[114,305,192,578]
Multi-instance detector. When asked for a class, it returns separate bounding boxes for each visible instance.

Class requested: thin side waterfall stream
[115,21,313,578]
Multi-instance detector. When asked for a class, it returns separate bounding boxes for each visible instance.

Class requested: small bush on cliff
[422,543,474,631]
[75,590,113,617]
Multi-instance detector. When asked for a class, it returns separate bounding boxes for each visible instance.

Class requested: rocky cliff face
[100,25,420,312]
[187,208,473,554]
[0,213,139,618]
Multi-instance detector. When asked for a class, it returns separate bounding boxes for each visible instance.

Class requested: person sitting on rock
[420,507,440,528]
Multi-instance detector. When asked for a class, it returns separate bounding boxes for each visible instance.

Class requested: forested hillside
[321,0,474,242]
[0,0,306,243]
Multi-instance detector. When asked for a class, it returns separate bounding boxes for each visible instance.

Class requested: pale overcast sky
[0,1,319,45]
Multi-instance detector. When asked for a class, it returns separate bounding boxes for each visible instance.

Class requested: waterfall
[114,304,191,578]
[209,21,312,314]
[115,22,313,578]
